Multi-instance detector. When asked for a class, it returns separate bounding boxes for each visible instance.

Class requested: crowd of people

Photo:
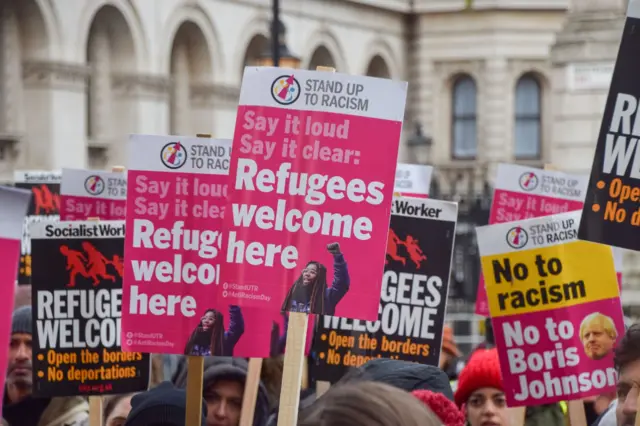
[3,296,636,426]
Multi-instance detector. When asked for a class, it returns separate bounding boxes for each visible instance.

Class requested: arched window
[514,74,541,159]
[451,75,477,159]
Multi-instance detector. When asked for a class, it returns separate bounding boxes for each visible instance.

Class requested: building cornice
[22,60,90,91]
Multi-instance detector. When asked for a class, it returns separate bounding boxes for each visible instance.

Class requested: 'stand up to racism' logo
[160,141,188,169]
[386,229,427,269]
[271,74,301,105]
[506,226,529,250]
[518,172,539,192]
[84,175,105,196]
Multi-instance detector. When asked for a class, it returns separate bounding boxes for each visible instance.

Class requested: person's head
[281,261,328,314]
[6,306,33,403]
[300,381,441,426]
[184,309,225,356]
[337,358,454,400]
[125,381,206,426]
[580,313,617,360]
[104,393,136,426]
[195,358,270,426]
[615,323,640,426]
[454,349,507,426]
[412,390,465,426]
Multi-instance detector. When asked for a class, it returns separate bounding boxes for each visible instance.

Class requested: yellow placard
[482,241,619,318]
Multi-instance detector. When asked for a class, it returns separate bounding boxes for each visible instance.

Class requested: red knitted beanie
[412,390,465,426]
[454,348,503,408]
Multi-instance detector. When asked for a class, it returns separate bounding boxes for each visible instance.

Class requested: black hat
[11,306,32,335]
[124,381,206,426]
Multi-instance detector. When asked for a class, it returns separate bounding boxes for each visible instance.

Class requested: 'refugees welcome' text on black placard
[30,220,150,396]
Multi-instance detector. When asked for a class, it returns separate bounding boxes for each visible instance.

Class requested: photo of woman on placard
[281,242,350,315]
[184,305,244,356]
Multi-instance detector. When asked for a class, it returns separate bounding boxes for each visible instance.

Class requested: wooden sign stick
[277,65,336,426]
[239,358,263,426]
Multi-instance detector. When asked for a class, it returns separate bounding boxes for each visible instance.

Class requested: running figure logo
[506,226,529,250]
[60,242,122,287]
[386,229,428,269]
[32,185,59,215]
[518,172,539,192]
[160,141,188,169]
[84,175,105,196]
[271,74,301,105]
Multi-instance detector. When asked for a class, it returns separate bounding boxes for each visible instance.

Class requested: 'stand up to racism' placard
[476,211,624,406]
[14,170,61,285]
[578,2,640,251]
[313,197,458,383]
[30,221,150,397]
[222,67,408,321]
[394,163,433,198]
[123,134,273,358]
[60,168,126,220]
[475,164,589,316]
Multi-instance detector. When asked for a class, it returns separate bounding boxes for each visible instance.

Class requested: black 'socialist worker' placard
[312,197,458,383]
[578,2,640,251]
[30,220,150,397]
[14,170,61,285]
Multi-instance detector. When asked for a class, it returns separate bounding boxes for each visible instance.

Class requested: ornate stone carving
[22,60,90,91]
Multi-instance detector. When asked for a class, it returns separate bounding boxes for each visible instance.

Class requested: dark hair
[103,393,134,423]
[281,261,327,314]
[184,309,225,356]
[615,323,640,371]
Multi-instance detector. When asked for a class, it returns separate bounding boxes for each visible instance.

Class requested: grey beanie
[11,306,32,335]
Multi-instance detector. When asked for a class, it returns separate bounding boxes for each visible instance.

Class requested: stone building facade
[1,0,638,295]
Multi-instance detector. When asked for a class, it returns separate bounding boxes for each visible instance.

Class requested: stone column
[87,25,112,142]
[482,57,510,185]
[1,2,25,137]
[170,43,191,135]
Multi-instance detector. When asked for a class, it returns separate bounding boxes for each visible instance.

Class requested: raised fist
[327,242,341,254]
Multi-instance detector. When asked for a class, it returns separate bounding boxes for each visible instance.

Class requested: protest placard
[313,197,457,383]
[577,2,640,251]
[475,164,589,316]
[394,163,432,198]
[60,168,126,220]
[476,211,624,406]
[122,134,273,357]
[30,220,150,396]
[14,171,61,285]
[0,186,31,412]
[221,67,407,321]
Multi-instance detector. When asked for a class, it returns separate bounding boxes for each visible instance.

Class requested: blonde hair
[300,381,443,426]
[580,313,617,340]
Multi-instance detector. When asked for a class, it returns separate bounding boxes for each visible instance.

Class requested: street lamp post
[407,122,433,164]
[256,0,301,69]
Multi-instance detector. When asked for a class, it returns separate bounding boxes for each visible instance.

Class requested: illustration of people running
[281,242,350,315]
[82,242,116,286]
[386,229,406,265]
[184,306,244,356]
[109,255,124,277]
[60,245,89,287]
[405,235,427,269]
